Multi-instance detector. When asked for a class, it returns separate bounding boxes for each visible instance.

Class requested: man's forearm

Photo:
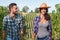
[2,31,5,40]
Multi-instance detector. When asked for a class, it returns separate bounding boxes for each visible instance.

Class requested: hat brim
[38,7,50,9]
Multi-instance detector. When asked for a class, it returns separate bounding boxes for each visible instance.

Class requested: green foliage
[22,6,29,12]
[52,10,55,13]
[22,13,38,40]
[35,8,40,13]
[49,13,60,40]
[0,6,8,40]
[55,3,60,13]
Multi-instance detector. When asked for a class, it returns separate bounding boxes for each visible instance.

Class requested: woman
[33,3,52,40]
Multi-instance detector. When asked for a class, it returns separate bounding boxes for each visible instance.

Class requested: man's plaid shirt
[2,14,23,40]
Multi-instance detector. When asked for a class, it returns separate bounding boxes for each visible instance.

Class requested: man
[2,3,23,40]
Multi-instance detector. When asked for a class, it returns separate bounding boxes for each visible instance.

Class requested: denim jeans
[37,36,49,40]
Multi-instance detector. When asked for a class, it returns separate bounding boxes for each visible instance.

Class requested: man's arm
[20,20,24,38]
[19,16,24,40]
[2,30,5,40]
[20,29,23,40]
[20,16,23,35]
[2,17,7,40]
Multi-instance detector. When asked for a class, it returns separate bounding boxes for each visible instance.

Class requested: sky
[0,0,60,12]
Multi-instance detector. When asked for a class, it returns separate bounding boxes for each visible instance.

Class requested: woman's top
[37,21,49,38]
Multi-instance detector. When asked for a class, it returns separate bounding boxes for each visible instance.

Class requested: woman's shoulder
[34,15,40,21]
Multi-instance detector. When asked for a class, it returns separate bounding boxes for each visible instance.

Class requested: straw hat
[38,2,50,9]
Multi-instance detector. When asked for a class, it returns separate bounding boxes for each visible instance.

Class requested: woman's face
[40,8,47,15]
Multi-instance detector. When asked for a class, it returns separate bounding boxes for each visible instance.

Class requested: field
[22,13,60,40]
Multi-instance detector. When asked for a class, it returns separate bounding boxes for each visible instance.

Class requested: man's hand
[20,29,24,40]
[20,29,23,35]
[2,31,5,40]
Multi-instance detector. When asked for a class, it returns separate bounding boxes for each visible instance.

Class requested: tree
[55,4,60,13]
[30,10,33,13]
[22,6,29,13]
[52,10,55,13]
[35,8,39,13]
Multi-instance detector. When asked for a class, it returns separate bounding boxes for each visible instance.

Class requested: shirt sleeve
[19,15,23,29]
[47,20,52,40]
[33,17,38,35]
[2,17,7,31]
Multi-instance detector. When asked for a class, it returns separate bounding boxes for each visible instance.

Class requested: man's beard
[13,12,18,15]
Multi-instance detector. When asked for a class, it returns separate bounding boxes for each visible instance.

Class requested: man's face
[11,5,18,14]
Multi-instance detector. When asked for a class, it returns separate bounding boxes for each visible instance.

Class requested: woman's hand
[32,33,36,40]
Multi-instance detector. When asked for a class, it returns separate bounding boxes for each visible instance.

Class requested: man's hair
[9,3,17,11]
